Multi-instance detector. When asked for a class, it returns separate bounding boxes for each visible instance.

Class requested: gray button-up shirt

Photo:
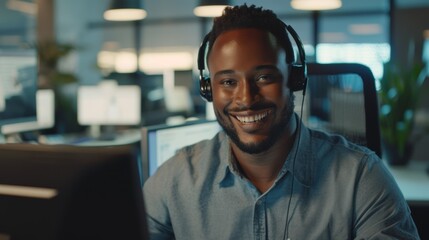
[143,123,419,240]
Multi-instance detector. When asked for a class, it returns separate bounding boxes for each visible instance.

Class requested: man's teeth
[236,111,269,123]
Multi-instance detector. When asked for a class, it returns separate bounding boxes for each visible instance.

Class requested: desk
[386,160,429,239]
[76,129,141,147]
[39,128,141,147]
[385,160,429,205]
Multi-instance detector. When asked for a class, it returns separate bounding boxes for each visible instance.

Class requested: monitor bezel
[140,119,221,182]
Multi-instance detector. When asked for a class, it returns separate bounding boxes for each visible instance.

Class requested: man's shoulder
[307,128,379,170]
[309,128,375,156]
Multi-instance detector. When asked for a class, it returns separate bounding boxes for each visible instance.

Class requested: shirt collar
[215,132,234,185]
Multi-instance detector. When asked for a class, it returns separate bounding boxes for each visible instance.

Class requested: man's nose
[235,79,260,106]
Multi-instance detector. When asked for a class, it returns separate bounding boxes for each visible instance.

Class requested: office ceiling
[142,0,429,20]
[235,0,429,12]
[1,0,428,47]
[2,0,429,23]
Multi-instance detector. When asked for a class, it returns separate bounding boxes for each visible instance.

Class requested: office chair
[303,62,382,158]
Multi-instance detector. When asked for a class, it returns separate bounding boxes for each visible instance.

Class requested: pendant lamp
[104,0,147,21]
[291,0,342,11]
[194,0,230,17]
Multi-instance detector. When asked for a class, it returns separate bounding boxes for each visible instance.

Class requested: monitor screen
[1,89,55,136]
[0,143,148,240]
[0,49,38,134]
[141,120,221,181]
[77,81,141,126]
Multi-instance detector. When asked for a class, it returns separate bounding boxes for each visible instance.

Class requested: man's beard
[215,95,295,154]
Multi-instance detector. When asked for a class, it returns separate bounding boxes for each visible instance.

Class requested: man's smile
[232,110,272,124]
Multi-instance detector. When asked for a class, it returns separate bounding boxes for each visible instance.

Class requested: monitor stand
[1,132,39,143]
[0,133,22,143]
[88,125,117,141]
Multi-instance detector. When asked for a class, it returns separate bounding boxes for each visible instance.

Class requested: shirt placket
[254,196,267,240]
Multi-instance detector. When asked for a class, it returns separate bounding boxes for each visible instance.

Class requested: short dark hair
[207,4,294,63]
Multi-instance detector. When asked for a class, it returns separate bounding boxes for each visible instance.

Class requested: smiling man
[143,4,419,240]
[208,27,296,193]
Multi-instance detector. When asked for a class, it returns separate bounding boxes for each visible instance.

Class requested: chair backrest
[302,63,381,158]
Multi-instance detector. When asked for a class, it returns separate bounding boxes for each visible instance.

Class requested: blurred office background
[0,0,428,158]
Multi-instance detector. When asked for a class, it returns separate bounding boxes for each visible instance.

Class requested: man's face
[207,28,295,154]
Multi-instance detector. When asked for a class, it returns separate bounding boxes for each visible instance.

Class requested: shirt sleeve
[353,153,420,239]
[143,172,175,240]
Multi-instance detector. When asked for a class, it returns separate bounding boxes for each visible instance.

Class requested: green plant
[35,41,81,133]
[36,41,78,87]
[379,61,427,161]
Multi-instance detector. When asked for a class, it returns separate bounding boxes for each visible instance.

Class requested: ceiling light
[320,32,347,42]
[291,0,342,11]
[97,50,117,70]
[194,0,230,17]
[349,24,381,35]
[115,49,138,73]
[139,51,194,74]
[6,0,37,15]
[104,0,147,21]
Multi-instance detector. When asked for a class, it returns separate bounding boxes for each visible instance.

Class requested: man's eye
[256,74,275,82]
[221,79,236,86]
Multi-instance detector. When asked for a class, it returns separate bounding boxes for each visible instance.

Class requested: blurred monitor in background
[0,50,55,141]
[77,80,141,139]
[0,50,37,126]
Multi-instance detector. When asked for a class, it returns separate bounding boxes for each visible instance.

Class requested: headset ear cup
[288,64,307,92]
[199,76,213,102]
[197,32,212,102]
[285,24,308,92]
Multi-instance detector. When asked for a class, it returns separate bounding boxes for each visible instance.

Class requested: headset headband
[198,23,307,102]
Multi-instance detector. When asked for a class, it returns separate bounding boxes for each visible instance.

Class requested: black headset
[197,23,308,102]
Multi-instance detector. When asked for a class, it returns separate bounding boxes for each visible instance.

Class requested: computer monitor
[0,143,148,240]
[141,119,221,181]
[1,89,55,138]
[77,80,141,139]
[77,81,141,126]
[0,49,39,136]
